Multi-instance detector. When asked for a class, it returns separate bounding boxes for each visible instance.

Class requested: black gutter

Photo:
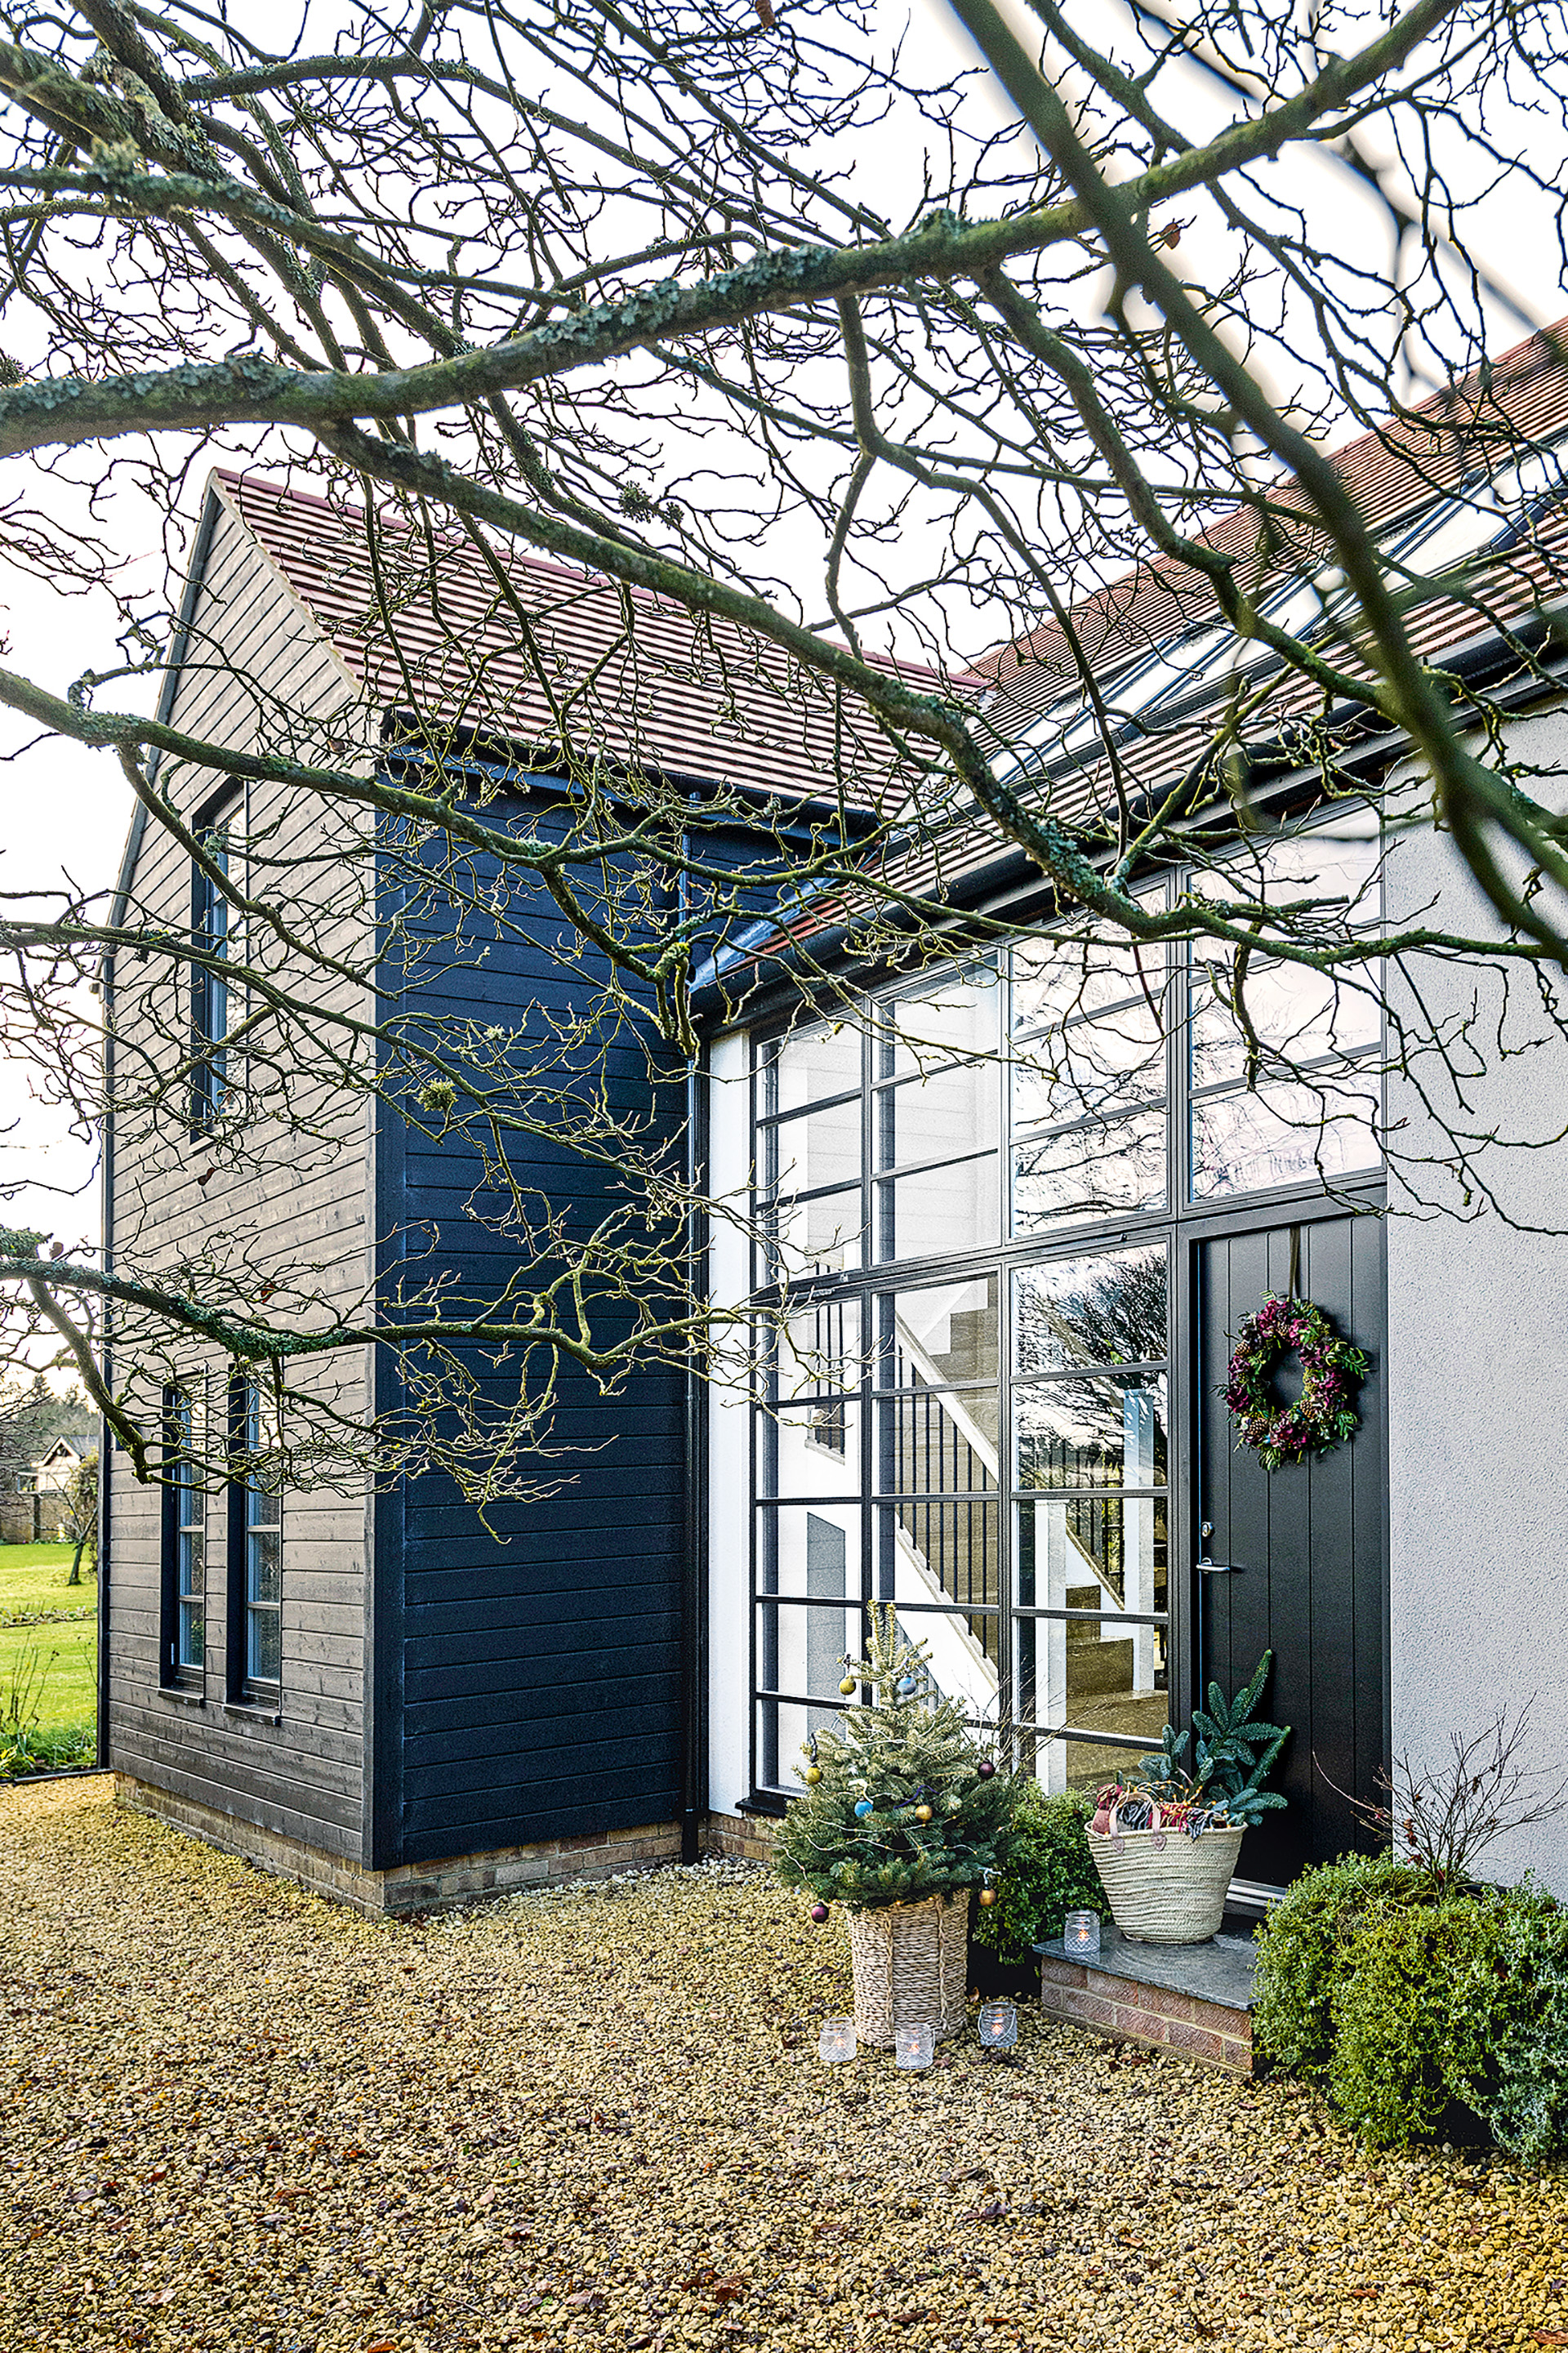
[96,480,225,1771]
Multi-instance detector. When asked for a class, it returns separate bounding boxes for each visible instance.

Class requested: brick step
[1036,1923,1255,2072]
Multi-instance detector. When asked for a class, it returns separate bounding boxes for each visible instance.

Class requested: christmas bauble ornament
[853,1798,874,1819]
[914,1804,933,1824]
[839,1675,857,1696]
[804,1765,822,1785]
[978,1887,996,1907]
[978,1758,996,1780]
[809,1902,829,1924]
[898,1674,917,1696]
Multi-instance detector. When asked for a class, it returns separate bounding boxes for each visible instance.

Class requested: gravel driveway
[1,1779,1563,2352]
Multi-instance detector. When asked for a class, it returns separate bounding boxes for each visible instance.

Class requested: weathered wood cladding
[373,795,693,1865]
[105,484,376,1864]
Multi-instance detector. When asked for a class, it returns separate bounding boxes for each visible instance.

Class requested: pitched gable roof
[216,469,943,812]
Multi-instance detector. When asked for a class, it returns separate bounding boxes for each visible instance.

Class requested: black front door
[1192,1209,1387,1887]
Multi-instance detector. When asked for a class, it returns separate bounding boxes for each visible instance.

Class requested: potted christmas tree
[774,1605,1018,2048]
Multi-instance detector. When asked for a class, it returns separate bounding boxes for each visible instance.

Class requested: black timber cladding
[372,787,716,1868]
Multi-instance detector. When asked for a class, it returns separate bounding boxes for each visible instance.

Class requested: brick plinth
[1039,1953,1254,2073]
[703,1808,778,1862]
[114,1776,684,1918]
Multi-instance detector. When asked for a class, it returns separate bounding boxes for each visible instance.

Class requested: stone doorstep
[1036,1925,1258,2075]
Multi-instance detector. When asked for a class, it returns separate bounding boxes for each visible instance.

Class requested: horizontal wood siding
[381,810,690,1863]
[107,488,374,1863]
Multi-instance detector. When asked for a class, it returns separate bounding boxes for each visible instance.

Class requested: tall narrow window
[162,1385,203,1681]
[191,797,237,1127]
[242,1380,282,1691]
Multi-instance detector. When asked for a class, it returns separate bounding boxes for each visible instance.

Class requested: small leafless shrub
[1328,1706,1568,1889]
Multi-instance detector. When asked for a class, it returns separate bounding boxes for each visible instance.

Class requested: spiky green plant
[773,1604,1018,1912]
[1132,1651,1290,1829]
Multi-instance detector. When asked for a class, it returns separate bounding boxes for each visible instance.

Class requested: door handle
[1196,1558,1244,1574]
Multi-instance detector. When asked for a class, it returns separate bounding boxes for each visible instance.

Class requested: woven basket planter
[1087,1822,1244,1945]
[847,1893,969,2048]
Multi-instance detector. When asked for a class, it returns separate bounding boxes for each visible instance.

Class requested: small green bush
[973,1782,1107,1964]
[0,1718,94,1777]
[1444,1884,1568,2164]
[1255,1859,1568,2157]
[1252,1851,1427,2079]
[1326,1899,1474,2147]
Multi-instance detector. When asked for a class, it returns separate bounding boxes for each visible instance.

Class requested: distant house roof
[216,469,949,813]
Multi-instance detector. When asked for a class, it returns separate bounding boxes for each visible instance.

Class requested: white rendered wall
[1386,706,1568,1892]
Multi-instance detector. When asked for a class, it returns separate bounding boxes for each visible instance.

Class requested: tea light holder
[977,1999,1018,2054]
[1063,1910,1101,1957]
[818,2017,857,2064]
[893,2021,935,2070]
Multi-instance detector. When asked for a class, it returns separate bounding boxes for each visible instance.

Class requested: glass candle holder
[817,2018,856,2064]
[893,2021,935,2070]
[1063,1910,1101,1957]
[977,1999,1018,2052]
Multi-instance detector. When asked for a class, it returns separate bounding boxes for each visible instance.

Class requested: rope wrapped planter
[1088,1820,1245,1945]
[847,1892,969,2047]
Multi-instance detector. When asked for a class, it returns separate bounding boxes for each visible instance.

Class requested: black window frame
[189,787,240,1134]
[159,1383,205,1687]
[226,1372,282,1704]
[742,814,1388,1811]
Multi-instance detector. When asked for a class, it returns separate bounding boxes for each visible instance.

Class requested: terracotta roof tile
[217,467,947,809]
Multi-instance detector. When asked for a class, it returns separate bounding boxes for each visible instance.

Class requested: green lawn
[0,1543,96,1765]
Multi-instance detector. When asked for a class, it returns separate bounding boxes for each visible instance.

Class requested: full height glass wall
[747,822,1381,1802]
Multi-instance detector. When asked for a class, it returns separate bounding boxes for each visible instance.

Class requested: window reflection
[875,1060,999,1170]
[1013,1111,1165,1232]
[1012,1000,1166,1130]
[768,1187,865,1278]
[768,1096,862,1196]
[875,968,1000,1076]
[1187,819,1383,1203]
[1192,1074,1382,1199]
[766,1023,862,1115]
[877,1158,1000,1263]
[1013,1246,1168,1375]
[1013,1374,1168,1491]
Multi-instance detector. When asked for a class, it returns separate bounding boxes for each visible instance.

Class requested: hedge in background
[972,1783,1107,1966]
[1254,1855,1568,2159]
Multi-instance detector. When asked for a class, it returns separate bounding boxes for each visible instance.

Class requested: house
[100,323,1568,1914]
[26,1437,83,1495]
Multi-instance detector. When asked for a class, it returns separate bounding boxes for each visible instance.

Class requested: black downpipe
[679,844,712,1862]
[96,956,114,1769]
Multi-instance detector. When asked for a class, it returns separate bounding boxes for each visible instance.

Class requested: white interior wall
[1385,706,1568,1892]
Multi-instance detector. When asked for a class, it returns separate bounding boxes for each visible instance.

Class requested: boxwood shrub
[973,1782,1107,1965]
[1254,1857,1568,2159]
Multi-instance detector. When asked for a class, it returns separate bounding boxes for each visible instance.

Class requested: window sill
[158,1682,206,1706]
[225,1698,282,1727]
[738,1793,787,1820]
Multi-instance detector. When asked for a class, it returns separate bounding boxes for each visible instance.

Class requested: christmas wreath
[1223,1291,1368,1470]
